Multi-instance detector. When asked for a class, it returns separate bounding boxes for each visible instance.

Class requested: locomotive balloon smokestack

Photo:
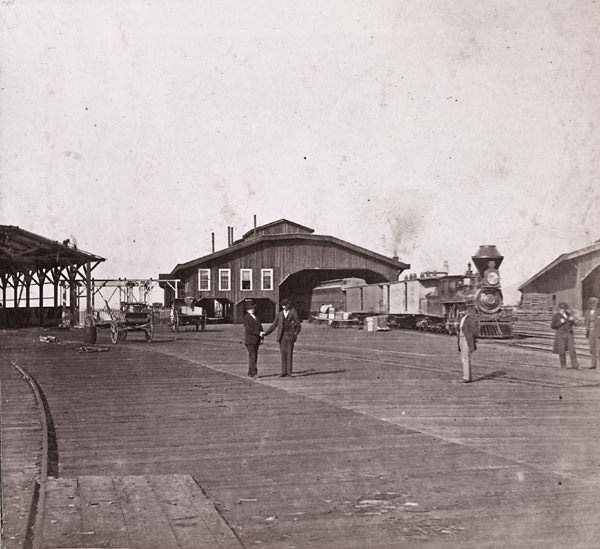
[471,245,504,276]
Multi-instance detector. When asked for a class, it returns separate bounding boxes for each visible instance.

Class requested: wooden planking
[0,359,42,549]
[3,326,600,547]
[38,475,241,549]
[78,476,131,547]
[150,474,242,549]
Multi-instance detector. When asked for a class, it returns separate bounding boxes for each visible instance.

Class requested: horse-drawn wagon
[170,297,207,332]
[97,301,154,344]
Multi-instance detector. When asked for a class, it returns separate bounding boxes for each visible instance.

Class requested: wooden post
[69,266,77,327]
[1,274,6,308]
[25,271,31,308]
[85,262,92,315]
[38,269,45,326]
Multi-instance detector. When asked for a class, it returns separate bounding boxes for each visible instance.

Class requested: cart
[107,301,154,344]
[170,297,206,332]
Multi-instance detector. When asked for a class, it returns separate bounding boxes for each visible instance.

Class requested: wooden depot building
[161,219,409,323]
[518,239,600,312]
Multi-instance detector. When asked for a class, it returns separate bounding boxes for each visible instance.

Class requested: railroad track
[0,356,50,549]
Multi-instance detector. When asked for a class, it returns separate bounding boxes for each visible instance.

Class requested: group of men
[449,296,600,384]
[551,298,600,370]
[240,295,600,383]
[243,298,301,379]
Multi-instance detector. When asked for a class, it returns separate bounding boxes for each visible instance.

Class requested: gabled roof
[171,232,409,275]
[518,240,600,291]
[0,225,105,276]
[240,218,314,240]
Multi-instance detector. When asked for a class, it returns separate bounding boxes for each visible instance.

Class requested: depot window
[198,269,210,291]
[261,269,273,291]
[219,269,231,291]
[240,269,252,291]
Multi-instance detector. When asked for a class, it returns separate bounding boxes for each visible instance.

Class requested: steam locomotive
[309,245,513,338]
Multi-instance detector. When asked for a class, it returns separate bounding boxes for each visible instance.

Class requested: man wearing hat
[551,302,580,369]
[584,297,600,369]
[457,306,478,383]
[264,298,301,377]
[243,299,264,378]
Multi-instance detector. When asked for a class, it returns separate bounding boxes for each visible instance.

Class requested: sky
[1,1,599,304]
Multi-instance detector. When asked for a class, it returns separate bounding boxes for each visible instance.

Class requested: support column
[24,271,32,308]
[69,266,77,327]
[38,269,46,326]
[85,262,92,316]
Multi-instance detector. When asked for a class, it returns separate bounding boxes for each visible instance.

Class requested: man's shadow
[258,369,346,379]
[473,370,507,382]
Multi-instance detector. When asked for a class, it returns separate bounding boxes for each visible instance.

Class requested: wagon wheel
[145,323,154,342]
[110,321,119,345]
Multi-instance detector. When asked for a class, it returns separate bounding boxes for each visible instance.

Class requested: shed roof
[0,225,105,276]
[171,232,409,275]
[518,240,600,291]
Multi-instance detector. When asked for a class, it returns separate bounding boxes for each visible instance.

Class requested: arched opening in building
[235,298,276,324]
[582,265,600,309]
[278,268,392,320]
[198,298,233,323]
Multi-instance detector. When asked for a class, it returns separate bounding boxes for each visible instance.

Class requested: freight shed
[162,219,409,323]
[0,225,105,328]
[518,240,600,312]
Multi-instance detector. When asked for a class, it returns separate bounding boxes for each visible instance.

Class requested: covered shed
[0,225,105,328]
[518,240,600,311]
[162,219,409,322]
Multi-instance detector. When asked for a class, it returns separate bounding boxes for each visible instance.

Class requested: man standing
[243,300,264,378]
[551,302,580,369]
[458,307,478,383]
[584,297,600,369]
[264,298,301,377]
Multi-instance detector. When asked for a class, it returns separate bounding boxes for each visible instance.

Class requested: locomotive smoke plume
[388,211,423,259]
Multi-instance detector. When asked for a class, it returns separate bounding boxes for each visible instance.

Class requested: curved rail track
[1,356,52,549]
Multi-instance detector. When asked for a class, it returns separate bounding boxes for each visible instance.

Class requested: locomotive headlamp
[484,269,500,286]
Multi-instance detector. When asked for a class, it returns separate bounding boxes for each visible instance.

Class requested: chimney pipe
[230,226,234,245]
[227,226,231,246]
[253,214,257,238]
[211,232,215,253]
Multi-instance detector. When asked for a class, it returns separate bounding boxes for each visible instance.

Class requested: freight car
[308,245,513,338]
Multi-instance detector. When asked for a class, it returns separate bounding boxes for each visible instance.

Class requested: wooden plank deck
[38,474,242,549]
[1,324,600,548]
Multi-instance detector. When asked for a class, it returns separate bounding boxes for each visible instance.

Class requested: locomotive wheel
[110,321,119,345]
[145,324,154,342]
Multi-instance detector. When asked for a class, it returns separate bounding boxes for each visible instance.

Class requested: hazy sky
[1,1,599,300]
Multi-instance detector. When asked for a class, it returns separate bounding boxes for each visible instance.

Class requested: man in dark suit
[551,302,579,369]
[264,298,301,377]
[243,300,264,378]
[584,297,599,369]
[457,307,478,383]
